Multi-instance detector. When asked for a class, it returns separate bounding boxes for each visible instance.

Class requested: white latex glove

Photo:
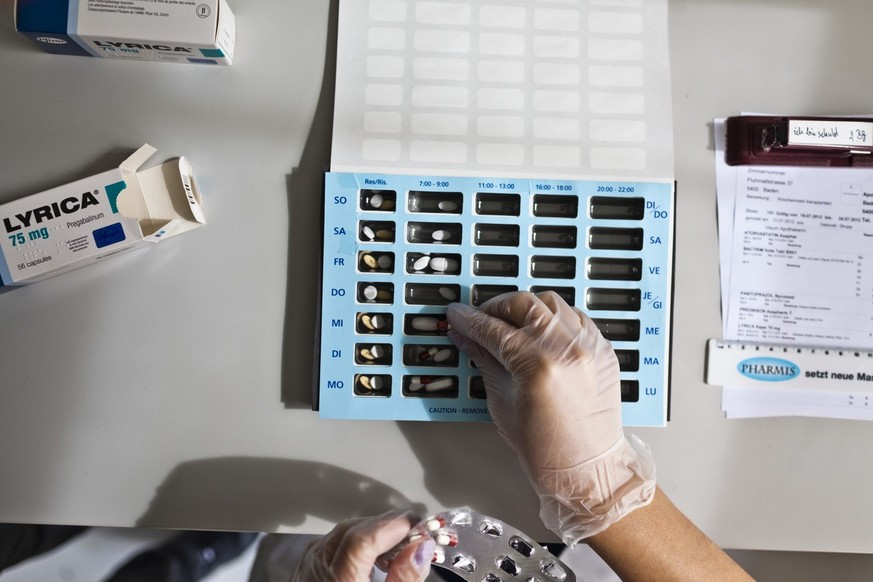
[447,291,655,544]
[290,510,434,582]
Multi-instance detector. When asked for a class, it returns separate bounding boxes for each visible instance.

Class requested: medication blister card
[318,172,674,426]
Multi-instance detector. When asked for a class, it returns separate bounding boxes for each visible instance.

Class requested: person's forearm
[586,487,753,582]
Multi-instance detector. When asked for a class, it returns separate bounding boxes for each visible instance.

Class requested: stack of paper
[713,117,873,419]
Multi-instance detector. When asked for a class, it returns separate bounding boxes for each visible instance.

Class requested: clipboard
[725,115,873,166]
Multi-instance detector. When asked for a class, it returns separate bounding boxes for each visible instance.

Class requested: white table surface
[2,0,873,553]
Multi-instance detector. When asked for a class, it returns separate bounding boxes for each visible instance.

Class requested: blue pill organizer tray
[317,171,674,426]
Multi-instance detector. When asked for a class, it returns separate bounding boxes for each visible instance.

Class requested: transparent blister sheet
[382,508,576,582]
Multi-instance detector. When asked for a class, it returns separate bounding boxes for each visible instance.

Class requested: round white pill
[363,285,378,300]
[362,225,376,240]
[431,230,451,242]
[370,345,384,359]
[370,376,383,390]
[438,200,458,212]
[370,314,385,329]
[370,193,383,208]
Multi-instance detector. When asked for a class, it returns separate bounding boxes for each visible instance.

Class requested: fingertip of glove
[446,302,473,317]
[447,329,469,351]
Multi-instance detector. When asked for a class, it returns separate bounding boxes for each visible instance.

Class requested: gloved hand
[447,291,655,544]
[291,510,434,582]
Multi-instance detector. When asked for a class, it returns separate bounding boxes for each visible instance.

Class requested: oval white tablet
[438,286,457,300]
[413,255,430,271]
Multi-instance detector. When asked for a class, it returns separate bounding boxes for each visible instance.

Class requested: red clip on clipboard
[725,115,873,166]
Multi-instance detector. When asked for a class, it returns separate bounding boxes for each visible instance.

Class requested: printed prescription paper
[715,120,873,348]
[331,0,674,183]
[714,117,873,419]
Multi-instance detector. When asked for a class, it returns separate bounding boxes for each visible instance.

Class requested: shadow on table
[135,457,426,531]
[280,0,338,411]
[393,421,550,541]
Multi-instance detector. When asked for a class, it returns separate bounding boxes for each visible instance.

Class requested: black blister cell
[408,191,463,214]
[360,189,397,212]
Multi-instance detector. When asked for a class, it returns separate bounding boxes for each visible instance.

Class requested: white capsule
[426,518,443,531]
[413,255,430,271]
[438,286,457,301]
[362,225,376,240]
[411,317,444,331]
[377,254,392,269]
[431,229,451,242]
[438,200,458,212]
[363,285,378,300]
[370,193,383,208]
[429,257,458,273]
[409,376,454,392]
[424,377,454,392]
[433,546,445,564]
[434,348,453,363]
